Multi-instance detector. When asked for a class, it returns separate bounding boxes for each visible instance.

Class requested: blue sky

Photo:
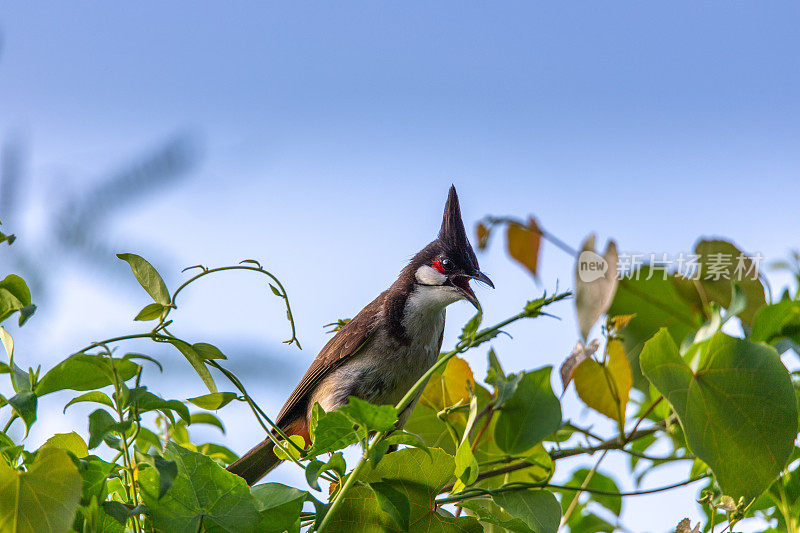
[1,3,799,531]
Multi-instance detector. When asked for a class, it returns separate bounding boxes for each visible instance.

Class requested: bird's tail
[226,418,309,486]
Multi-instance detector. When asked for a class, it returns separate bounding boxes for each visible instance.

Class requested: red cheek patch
[431,260,445,274]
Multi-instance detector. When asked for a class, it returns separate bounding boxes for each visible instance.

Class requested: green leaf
[306,403,360,457]
[251,482,307,533]
[87,409,130,450]
[371,481,411,531]
[77,456,117,503]
[139,442,260,533]
[122,352,164,371]
[169,340,217,393]
[694,239,766,325]
[189,412,226,433]
[187,392,238,410]
[133,391,190,423]
[101,500,138,525]
[0,448,82,533]
[452,394,479,493]
[492,490,562,533]
[35,353,140,396]
[460,499,537,533]
[78,496,126,533]
[0,326,28,393]
[0,275,31,325]
[63,391,115,412]
[192,342,227,360]
[0,275,31,308]
[16,305,35,327]
[494,367,562,454]
[338,396,398,433]
[557,468,621,517]
[486,349,524,409]
[329,448,482,532]
[116,253,171,306]
[42,432,89,458]
[8,391,37,436]
[640,329,798,500]
[609,269,704,391]
[751,299,800,345]
[135,302,166,321]
[136,427,163,454]
[459,312,483,341]
[153,455,178,499]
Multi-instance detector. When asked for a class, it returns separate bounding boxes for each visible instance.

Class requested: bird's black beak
[450,270,494,311]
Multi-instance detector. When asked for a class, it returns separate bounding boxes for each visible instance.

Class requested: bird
[227,185,494,485]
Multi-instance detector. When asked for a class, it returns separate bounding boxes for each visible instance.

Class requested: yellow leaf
[607,314,635,331]
[506,218,541,279]
[476,223,490,250]
[419,356,475,421]
[573,339,632,425]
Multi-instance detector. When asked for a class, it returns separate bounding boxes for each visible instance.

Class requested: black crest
[438,185,479,270]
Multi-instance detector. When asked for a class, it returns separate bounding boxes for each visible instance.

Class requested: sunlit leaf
[42,432,89,458]
[751,299,800,346]
[188,412,226,433]
[306,403,359,457]
[640,329,797,500]
[187,392,238,410]
[0,275,31,325]
[116,253,171,306]
[87,409,131,450]
[134,303,166,321]
[139,442,260,532]
[0,448,82,533]
[420,356,475,423]
[573,339,632,426]
[36,353,140,396]
[328,448,482,532]
[476,222,490,250]
[168,340,217,393]
[192,342,227,360]
[506,218,542,279]
[63,391,115,413]
[339,396,398,433]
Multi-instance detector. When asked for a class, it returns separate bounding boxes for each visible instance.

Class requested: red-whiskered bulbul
[227,185,493,485]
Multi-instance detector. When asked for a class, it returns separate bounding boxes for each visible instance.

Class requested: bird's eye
[441,258,453,270]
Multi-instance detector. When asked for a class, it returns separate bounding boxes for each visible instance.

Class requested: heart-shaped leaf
[573,339,632,427]
[640,329,797,500]
[0,448,82,533]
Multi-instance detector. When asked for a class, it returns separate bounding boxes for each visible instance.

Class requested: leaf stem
[436,474,710,505]
[168,264,301,348]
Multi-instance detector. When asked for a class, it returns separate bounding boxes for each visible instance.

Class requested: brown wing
[275,292,385,426]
